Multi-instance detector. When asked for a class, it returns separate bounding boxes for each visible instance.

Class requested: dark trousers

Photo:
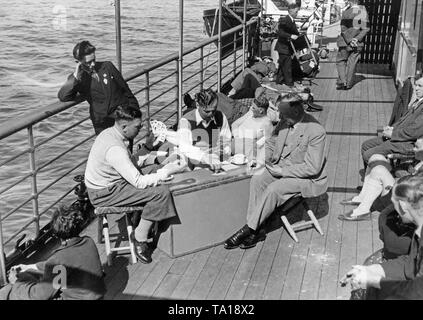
[231,74,261,99]
[336,47,361,88]
[87,180,177,222]
[361,137,414,164]
[378,206,413,260]
[276,53,294,87]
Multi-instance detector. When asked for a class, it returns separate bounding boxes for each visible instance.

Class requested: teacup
[232,154,247,165]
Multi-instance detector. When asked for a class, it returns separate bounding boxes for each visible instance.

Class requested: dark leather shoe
[239,230,266,249]
[338,210,372,221]
[130,233,152,264]
[336,84,347,90]
[224,225,252,249]
[340,197,361,206]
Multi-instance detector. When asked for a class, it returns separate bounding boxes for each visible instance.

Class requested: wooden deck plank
[207,248,245,300]
[300,75,338,299]
[337,71,360,300]
[187,245,229,299]
[170,248,213,299]
[152,273,182,299]
[243,226,282,300]
[280,229,313,299]
[318,97,348,299]
[132,251,176,299]
[225,241,264,299]
[356,64,378,268]
[261,231,295,299]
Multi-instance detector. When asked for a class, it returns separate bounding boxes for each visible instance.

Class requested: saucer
[230,157,248,165]
[161,175,174,182]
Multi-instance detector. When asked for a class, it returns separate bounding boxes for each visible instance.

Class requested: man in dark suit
[336,0,369,90]
[361,76,423,165]
[58,41,139,135]
[275,3,301,87]
[224,93,327,250]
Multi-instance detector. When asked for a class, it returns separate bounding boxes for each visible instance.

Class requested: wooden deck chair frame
[280,196,324,243]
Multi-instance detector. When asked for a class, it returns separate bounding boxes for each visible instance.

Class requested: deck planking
[81,55,396,300]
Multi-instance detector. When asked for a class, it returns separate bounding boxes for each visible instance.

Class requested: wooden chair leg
[125,214,137,264]
[102,215,113,266]
[97,215,103,244]
[281,215,299,243]
[306,209,324,236]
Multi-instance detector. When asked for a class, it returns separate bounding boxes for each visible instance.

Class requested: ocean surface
[0,0,222,252]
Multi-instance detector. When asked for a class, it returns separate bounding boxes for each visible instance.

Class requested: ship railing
[0,19,258,284]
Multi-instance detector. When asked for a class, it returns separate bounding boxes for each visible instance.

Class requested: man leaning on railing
[58,40,139,135]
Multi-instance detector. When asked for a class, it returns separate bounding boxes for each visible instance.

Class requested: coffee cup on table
[232,154,247,165]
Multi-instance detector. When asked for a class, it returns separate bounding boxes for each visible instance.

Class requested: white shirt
[85,126,169,189]
[177,109,232,162]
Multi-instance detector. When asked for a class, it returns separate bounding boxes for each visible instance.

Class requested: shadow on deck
[80,56,395,300]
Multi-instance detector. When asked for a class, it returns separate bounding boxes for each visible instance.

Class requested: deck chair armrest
[387,153,415,160]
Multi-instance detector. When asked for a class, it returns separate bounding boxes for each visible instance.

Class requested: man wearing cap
[275,3,301,87]
[58,41,139,135]
[224,93,327,249]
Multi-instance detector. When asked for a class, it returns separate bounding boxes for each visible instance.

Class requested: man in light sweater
[85,104,185,264]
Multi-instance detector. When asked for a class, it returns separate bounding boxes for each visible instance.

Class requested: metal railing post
[200,46,204,91]
[28,126,40,238]
[0,218,6,286]
[114,0,122,72]
[233,32,237,78]
[217,0,223,92]
[145,72,151,130]
[176,60,180,123]
[242,0,247,70]
[178,0,184,121]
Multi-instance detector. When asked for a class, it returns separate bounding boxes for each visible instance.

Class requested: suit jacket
[389,78,414,126]
[390,99,423,143]
[336,5,369,48]
[58,61,139,129]
[265,113,328,198]
[275,15,299,55]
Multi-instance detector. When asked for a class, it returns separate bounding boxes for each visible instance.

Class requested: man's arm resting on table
[106,146,168,189]
[177,118,209,162]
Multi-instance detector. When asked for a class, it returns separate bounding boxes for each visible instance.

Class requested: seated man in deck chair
[224,93,327,249]
[361,75,423,168]
[340,173,423,300]
[340,138,423,221]
[228,58,277,99]
[85,104,186,264]
[0,204,106,300]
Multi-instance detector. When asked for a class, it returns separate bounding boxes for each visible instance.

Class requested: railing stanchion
[114,0,122,72]
[233,32,237,78]
[178,0,184,121]
[242,0,247,70]
[28,126,40,238]
[217,0,223,92]
[0,217,6,286]
[200,46,204,91]
[146,72,151,130]
[176,60,180,123]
